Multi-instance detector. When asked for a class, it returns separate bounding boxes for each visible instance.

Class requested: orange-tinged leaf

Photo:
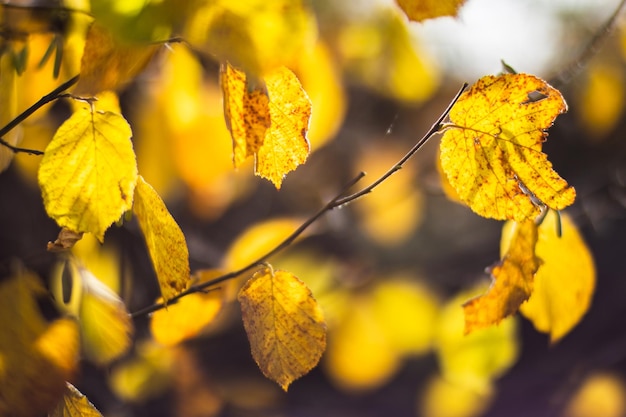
[151,271,224,346]
[74,22,158,95]
[0,271,80,417]
[516,211,596,342]
[133,175,190,301]
[38,105,137,242]
[47,228,84,252]
[440,73,575,221]
[49,383,103,417]
[238,267,326,391]
[221,64,311,188]
[395,0,467,22]
[463,220,539,334]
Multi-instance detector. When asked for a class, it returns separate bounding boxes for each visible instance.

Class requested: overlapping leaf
[238,267,326,390]
[49,383,103,417]
[38,103,137,241]
[440,73,576,221]
[395,0,467,22]
[464,220,539,333]
[133,175,190,301]
[221,63,311,188]
[0,271,80,417]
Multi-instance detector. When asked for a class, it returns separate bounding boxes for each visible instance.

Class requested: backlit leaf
[74,23,159,95]
[516,211,596,342]
[238,267,326,391]
[133,175,190,301]
[395,0,467,22]
[0,271,80,417]
[151,270,224,346]
[463,220,539,334]
[49,383,103,417]
[221,63,311,188]
[38,104,137,242]
[440,73,575,221]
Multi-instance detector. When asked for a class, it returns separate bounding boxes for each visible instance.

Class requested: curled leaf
[238,267,326,390]
[47,228,84,252]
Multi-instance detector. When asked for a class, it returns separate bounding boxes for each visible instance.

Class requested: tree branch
[130,83,467,318]
[0,75,79,155]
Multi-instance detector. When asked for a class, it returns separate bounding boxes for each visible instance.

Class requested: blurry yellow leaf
[49,383,103,417]
[186,0,316,75]
[436,290,519,394]
[109,341,174,403]
[515,212,595,342]
[325,295,400,391]
[238,267,326,391]
[133,175,190,301]
[71,233,123,294]
[565,372,626,417]
[370,279,439,355]
[395,0,467,22]
[440,73,575,221]
[151,271,224,346]
[338,8,439,101]
[52,259,133,365]
[577,63,624,140]
[221,63,311,188]
[419,375,493,417]
[0,50,19,172]
[464,220,538,334]
[74,23,158,95]
[0,271,79,417]
[38,104,137,242]
[355,146,425,246]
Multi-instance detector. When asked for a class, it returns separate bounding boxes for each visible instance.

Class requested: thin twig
[130,83,467,318]
[0,75,79,155]
[552,0,626,87]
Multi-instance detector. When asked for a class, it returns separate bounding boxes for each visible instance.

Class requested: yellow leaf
[419,375,493,417]
[436,290,519,394]
[0,49,19,172]
[74,22,158,95]
[38,105,137,241]
[221,64,311,188]
[463,220,539,334]
[440,73,575,221]
[395,0,467,22]
[51,259,133,365]
[238,267,326,391]
[151,271,224,346]
[516,211,596,342]
[0,271,80,417]
[133,175,190,301]
[186,0,316,75]
[49,383,103,417]
[565,372,626,417]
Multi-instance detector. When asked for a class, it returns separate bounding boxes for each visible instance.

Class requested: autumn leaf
[517,211,596,342]
[440,73,576,221]
[151,270,224,346]
[0,271,80,417]
[0,50,19,173]
[238,267,326,390]
[49,383,103,417]
[38,104,137,242]
[464,220,539,334]
[395,0,467,22]
[133,175,190,301]
[74,22,159,95]
[221,63,311,188]
[47,228,84,252]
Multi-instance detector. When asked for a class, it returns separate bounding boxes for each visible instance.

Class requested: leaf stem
[0,75,79,155]
[130,83,467,318]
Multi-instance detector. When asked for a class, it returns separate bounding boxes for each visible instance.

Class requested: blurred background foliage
[2,0,626,416]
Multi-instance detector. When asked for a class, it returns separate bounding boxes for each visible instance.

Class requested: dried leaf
[464,220,539,334]
[0,271,80,417]
[221,64,311,188]
[395,0,467,22]
[47,228,84,252]
[238,267,326,390]
[38,105,137,242]
[49,383,103,417]
[440,73,575,221]
[518,211,596,342]
[133,176,190,301]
